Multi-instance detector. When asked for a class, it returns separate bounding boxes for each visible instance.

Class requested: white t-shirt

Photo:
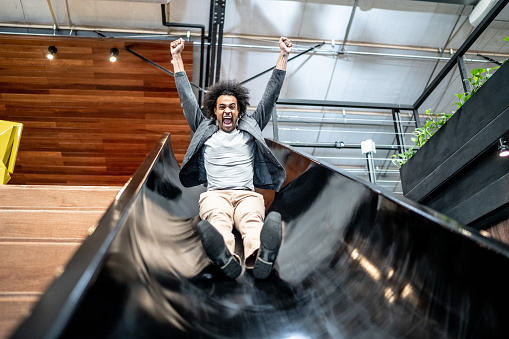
[204,129,255,191]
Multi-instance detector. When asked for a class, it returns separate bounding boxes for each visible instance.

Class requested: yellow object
[0,120,23,184]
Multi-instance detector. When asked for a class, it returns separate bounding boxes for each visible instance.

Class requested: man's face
[214,95,239,132]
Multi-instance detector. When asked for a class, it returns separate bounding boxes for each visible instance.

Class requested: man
[170,36,292,279]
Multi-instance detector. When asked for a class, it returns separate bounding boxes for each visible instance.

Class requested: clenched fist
[279,37,292,54]
[171,38,185,57]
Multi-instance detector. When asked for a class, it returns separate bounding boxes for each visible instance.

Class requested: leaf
[504,37,509,43]
[471,68,485,76]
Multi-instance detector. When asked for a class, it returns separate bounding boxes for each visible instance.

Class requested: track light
[110,48,119,62]
[47,46,57,60]
[498,138,509,157]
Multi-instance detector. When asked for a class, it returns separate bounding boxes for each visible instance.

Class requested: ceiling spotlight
[47,46,57,60]
[110,48,119,62]
[498,138,509,157]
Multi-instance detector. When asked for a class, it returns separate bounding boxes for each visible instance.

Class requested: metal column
[361,139,377,185]
[457,56,472,94]
[272,106,279,141]
[207,0,226,86]
[412,108,421,128]
[366,153,377,184]
[392,109,406,154]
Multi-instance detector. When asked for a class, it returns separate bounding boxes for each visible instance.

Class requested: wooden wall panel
[0,34,193,186]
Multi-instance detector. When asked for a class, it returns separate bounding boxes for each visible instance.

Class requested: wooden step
[0,185,122,338]
[0,294,40,339]
[0,242,81,293]
[0,210,104,240]
[0,242,81,338]
[0,185,121,209]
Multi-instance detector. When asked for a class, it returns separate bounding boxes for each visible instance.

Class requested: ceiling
[1,0,509,193]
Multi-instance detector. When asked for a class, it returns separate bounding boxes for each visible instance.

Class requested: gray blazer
[174,69,286,191]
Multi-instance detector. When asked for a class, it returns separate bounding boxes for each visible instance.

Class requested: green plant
[391,109,452,167]
[393,71,503,166]
[391,37,509,168]
[454,66,500,110]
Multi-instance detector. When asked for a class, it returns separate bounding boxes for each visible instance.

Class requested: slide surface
[13,135,509,339]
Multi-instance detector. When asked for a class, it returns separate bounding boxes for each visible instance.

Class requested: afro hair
[203,80,250,121]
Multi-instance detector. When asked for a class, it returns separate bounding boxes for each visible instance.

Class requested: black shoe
[197,220,242,279]
[253,211,282,279]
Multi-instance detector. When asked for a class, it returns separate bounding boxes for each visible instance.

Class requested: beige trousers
[199,190,265,267]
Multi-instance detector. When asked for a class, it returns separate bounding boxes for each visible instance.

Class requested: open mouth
[222,115,233,128]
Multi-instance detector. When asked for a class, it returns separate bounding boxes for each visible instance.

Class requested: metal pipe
[205,0,214,89]
[366,153,377,184]
[319,155,403,162]
[341,0,359,52]
[64,0,73,30]
[2,22,509,58]
[284,142,401,151]
[424,7,466,89]
[124,46,206,93]
[272,107,279,141]
[275,118,416,127]
[477,53,504,65]
[412,108,421,128]
[392,109,406,153]
[46,0,59,30]
[215,0,226,83]
[239,42,325,85]
[456,55,472,94]
[1,26,506,62]
[216,42,495,62]
[216,33,509,57]
[261,106,426,117]
[278,127,414,135]
[413,0,509,109]
[338,49,492,63]
[160,4,206,103]
[276,98,414,111]
[0,23,169,34]
[208,2,218,85]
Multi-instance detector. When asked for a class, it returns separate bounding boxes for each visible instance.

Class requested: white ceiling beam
[46,0,59,30]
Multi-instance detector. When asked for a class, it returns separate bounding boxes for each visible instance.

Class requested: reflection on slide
[13,134,509,338]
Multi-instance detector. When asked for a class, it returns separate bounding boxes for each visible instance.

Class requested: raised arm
[170,38,203,131]
[275,37,293,71]
[252,37,292,129]
[171,38,185,73]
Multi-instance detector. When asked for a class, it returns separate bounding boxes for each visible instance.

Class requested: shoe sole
[253,212,282,279]
[197,220,242,279]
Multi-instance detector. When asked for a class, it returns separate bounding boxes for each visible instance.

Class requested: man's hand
[279,37,292,55]
[171,38,185,57]
[171,38,185,72]
[276,37,292,70]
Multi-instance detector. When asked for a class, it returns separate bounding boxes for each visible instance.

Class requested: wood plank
[0,242,81,292]
[0,295,40,339]
[8,174,131,186]
[0,185,120,208]
[0,210,104,240]
[0,35,192,186]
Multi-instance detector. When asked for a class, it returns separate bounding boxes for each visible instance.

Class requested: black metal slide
[12,134,509,338]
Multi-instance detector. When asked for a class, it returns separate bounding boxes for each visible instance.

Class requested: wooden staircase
[0,185,121,338]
